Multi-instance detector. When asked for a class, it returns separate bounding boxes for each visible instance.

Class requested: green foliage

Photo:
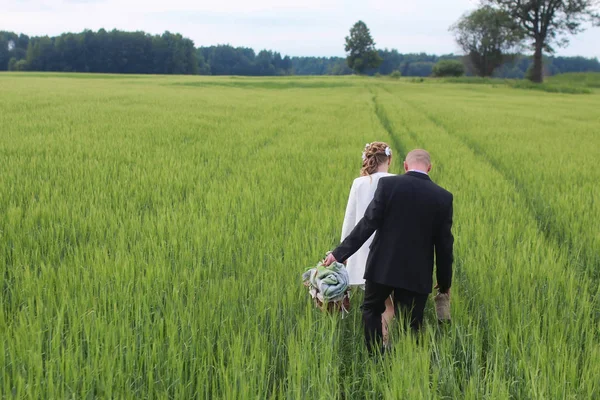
[0,31,28,70]
[3,29,198,74]
[2,29,600,78]
[344,21,382,74]
[175,77,356,90]
[2,73,600,397]
[14,59,27,71]
[484,0,600,83]
[432,60,466,77]
[451,6,523,76]
[197,45,292,76]
[430,74,593,93]
[7,57,17,71]
[547,72,600,88]
[390,70,402,79]
[525,63,535,81]
[288,53,599,78]
[439,76,503,84]
[0,39,9,70]
[511,79,592,94]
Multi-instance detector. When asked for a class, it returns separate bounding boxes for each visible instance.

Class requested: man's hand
[323,253,337,266]
[434,283,451,298]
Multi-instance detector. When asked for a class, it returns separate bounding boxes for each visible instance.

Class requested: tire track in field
[395,98,600,338]
[372,91,592,395]
[404,99,599,281]
[370,89,412,159]
[334,89,404,393]
[398,97,600,384]
[369,89,501,397]
[375,92,599,395]
[370,89,483,309]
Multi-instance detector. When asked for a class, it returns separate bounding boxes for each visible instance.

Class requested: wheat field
[1,73,599,399]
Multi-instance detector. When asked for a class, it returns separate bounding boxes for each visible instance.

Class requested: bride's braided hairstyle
[360,142,392,176]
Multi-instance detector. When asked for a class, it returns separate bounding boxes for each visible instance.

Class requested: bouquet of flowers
[302,253,350,315]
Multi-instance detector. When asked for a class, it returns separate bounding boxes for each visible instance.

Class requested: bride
[341,142,395,344]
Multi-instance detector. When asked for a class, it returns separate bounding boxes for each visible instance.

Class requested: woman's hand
[323,253,338,266]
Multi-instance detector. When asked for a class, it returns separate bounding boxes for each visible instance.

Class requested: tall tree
[451,6,523,76]
[484,0,600,82]
[0,34,10,70]
[26,36,56,71]
[0,31,25,70]
[344,21,382,74]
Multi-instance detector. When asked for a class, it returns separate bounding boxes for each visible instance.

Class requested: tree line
[291,50,599,78]
[1,26,599,78]
[343,2,599,82]
[449,1,599,82]
[0,30,296,76]
[0,30,198,74]
[196,46,292,76]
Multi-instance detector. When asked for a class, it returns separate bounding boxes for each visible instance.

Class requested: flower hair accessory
[362,143,370,161]
[385,147,392,156]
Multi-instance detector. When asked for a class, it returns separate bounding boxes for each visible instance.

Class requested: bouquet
[302,253,350,315]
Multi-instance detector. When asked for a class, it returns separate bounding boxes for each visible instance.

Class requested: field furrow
[376,87,600,398]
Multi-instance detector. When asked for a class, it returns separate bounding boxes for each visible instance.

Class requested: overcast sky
[1,0,598,58]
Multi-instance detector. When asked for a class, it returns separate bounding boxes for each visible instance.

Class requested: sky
[1,0,599,58]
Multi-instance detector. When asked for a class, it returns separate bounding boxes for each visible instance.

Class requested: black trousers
[362,280,429,353]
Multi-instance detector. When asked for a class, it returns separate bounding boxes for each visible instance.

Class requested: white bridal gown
[340,172,393,286]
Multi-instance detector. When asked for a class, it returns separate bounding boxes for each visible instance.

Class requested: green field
[1,73,599,399]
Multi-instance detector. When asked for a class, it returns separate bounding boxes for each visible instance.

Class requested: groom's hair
[405,149,431,167]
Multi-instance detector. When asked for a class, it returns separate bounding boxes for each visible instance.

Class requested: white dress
[340,172,393,286]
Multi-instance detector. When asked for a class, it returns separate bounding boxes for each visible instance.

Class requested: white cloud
[5,0,344,13]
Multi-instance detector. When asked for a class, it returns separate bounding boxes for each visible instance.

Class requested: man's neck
[408,169,428,175]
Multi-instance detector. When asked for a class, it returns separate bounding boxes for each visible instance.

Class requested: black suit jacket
[332,171,454,294]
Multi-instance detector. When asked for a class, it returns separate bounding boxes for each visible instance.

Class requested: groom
[324,149,454,352]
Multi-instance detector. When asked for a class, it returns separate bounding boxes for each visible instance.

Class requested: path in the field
[369,87,499,394]
[365,83,599,397]
[419,102,598,282]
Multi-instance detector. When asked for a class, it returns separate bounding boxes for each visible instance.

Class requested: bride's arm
[340,180,357,242]
[332,179,387,264]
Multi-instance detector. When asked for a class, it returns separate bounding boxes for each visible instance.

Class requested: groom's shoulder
[381,174,402,182]
[384,175,452,202]
[379,174,403,186]
[431,181,453,201]
[379,174,411,188]
[381,173,420,184]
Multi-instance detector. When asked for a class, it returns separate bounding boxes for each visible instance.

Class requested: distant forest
[2,29,599,78]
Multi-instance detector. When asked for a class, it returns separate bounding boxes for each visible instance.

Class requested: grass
[173,77,357,89]
[1,72,599,398]
[546,72,600,88]
[418,73,599,94]
[510,79,593,94]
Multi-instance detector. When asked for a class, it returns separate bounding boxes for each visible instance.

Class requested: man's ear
[403,161,408,172]
[427,164,432,173]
